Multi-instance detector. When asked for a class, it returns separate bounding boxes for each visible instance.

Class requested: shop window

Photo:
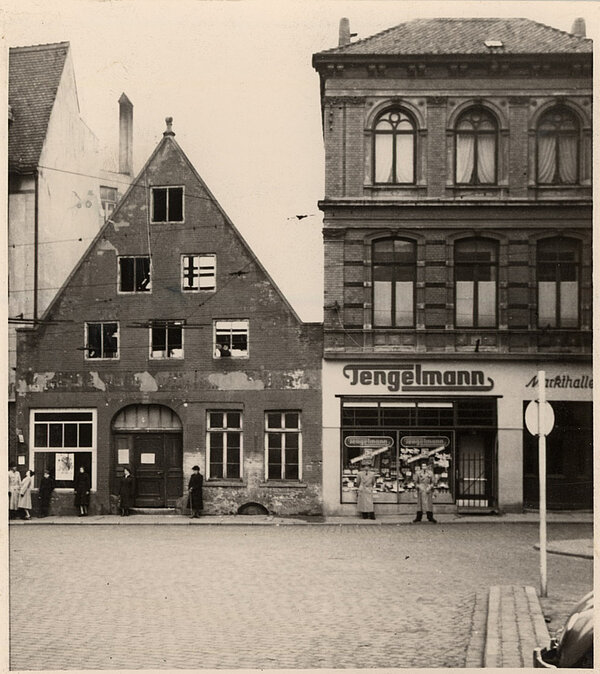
[455,398,497,427]
[150,320,184,359]
[31,410,95,489]
[455,107,498,185]
[417,402,454,426]
[100,186,118,221]
[151,186,183,222]
[373,109,416,184]
[536,107,579,185]
[214,320,248,358]
[455,238,498,328]
[207,411,242,479]
[265,412,301,480]
[119,256,151,293]
[372,238,415,327]
[85,322,119,359]
[181,254,216,292]
[537,237,580,328]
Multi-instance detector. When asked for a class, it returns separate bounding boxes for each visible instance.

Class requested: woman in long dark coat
[118,466,135,516]
[74,466,91,516]
[38,469,55,518]
[187,465,204,518]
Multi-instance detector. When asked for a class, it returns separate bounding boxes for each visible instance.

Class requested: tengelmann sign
[344,436,394,448]
[343,363,494,392]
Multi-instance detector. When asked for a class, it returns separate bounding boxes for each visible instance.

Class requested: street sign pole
[538,370,548,598]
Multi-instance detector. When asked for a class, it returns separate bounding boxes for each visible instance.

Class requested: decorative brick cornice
[508,96,529,105]
[324,96,364,107]
[322,228,346,240]
[427,96,446,106]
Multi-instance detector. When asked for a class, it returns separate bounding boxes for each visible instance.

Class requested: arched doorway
[112,404,183,507]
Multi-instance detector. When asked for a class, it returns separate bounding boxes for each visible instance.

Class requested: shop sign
[345,436,394,448]
[400,436,450,449]
[525,373,593,389]
[343,363,494,392]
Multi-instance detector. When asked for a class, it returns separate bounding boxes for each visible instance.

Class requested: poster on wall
[55,453,75,481]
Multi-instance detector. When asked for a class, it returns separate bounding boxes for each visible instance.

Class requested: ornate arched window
[455,238,498,328]
[455,107,498,185]
[372,238,416,327]
[373,109,416,184]
[536,107,579,185]
[537,237,580,328]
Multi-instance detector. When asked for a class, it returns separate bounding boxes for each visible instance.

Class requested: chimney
[571,17,586,37]
[118,93,133,175]
[339,17,351,47]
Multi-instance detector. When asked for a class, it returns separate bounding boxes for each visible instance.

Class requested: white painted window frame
[264,411,302,481]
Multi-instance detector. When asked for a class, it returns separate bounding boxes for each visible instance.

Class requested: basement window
[119,256,151,292]
[150,320,184,359]
[214,320,248,358]
[151,186,184,222]
[85,322,119,359]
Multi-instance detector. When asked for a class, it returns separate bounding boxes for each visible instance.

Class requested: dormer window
[151,186,183,222]
[373,109,416,184]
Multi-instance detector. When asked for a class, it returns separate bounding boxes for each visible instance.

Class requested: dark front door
[114,433,183,507]
[456,431,496,508]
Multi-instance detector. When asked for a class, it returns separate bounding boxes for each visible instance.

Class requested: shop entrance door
[456,432,496,508]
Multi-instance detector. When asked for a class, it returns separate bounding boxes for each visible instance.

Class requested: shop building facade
[313,18,592,515]
[15,120,323,516]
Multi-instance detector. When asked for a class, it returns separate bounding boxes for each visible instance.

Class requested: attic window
[484,40,503,48]
[151,186,183,223]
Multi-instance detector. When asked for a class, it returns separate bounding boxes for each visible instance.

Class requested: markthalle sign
[343,363,494,392]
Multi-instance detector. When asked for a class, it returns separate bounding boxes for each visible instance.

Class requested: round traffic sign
[524,400,555,436]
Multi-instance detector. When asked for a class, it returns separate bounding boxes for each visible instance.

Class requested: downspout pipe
[33,169,39,321]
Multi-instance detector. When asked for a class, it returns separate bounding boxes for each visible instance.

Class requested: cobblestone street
[10,522,592,670]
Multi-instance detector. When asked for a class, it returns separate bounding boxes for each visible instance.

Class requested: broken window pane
[152,188,168,221]
[150,321,183,359]
[215,320,249,358]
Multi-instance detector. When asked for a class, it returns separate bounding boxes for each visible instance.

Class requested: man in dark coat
[187,465,204,518]
[118,466,135,516]
[38,469,55,517]
[74,466,91,516]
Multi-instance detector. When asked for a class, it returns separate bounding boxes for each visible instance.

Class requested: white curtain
[395,281,414,326]
[375,134,394,183]
[558,136,578,184]
[477,282,496,326]
[560,281,578,327]
[456,135,475,183]
[395,134,414,183]
[537,135,556,183]
[538,282,556,327]
[374,281,392,325]
[477,135,496,184]
[456,281,474,327]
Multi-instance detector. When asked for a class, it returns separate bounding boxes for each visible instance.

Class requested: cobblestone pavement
[9,522,592,670]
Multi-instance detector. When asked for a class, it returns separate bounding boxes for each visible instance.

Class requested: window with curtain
[372,239,416,327]
[536,107,579,185]
[537,237,580,328]
[455,107,498,185]
[373,109,416,184]
[455,238,498,328]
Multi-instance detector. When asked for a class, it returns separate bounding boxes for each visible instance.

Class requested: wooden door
[133,434,166,507]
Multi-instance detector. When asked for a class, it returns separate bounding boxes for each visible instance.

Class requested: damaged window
[151,186,184,222]
[265,412,301,481]
[86,322,119,359]
[181,254,216,291]
[119,256,151,292]
[214,320,248,358]
[100,186,118,221]
[150,320,184,359]
[207,411,242,479]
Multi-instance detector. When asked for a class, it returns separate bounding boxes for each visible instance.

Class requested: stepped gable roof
[9,42,70,172]
[315,18,592,57]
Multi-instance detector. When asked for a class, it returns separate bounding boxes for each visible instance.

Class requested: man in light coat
[413,457,437,523]
[356,459,377,520]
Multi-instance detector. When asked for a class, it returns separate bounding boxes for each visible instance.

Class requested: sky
[4,0,598,321]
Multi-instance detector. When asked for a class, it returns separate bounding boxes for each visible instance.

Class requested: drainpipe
[33,169,39,321]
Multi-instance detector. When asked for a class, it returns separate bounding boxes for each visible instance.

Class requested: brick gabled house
[313,17,592,515]
[16,119,323,516]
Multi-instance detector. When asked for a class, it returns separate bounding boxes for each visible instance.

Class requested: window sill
[205,480,246,488]
[259,481,308,489]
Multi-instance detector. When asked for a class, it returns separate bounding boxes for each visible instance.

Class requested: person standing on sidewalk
[413,457,437,523]
[355,459,376,520]
[74,466,91,516]
[38,469,55,518]
[9,465,21,519]
[187,465,204,518]
[18,469,34,520]
[118,466,135,516]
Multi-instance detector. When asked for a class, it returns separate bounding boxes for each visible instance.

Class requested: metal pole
[538,370,548,597]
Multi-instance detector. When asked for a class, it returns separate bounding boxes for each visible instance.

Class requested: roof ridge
[10,41,70,52]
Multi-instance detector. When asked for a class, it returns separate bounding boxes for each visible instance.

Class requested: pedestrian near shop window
[9,465,21,519]
[18,469,34,520]
[74,466,91,517]
[38,469,55,518]
[118,466,135,516]
[356,460,376,520]
[413,458,437,523]
[187,465,204,518]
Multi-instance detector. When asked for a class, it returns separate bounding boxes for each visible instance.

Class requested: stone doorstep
[482,585,550,668]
